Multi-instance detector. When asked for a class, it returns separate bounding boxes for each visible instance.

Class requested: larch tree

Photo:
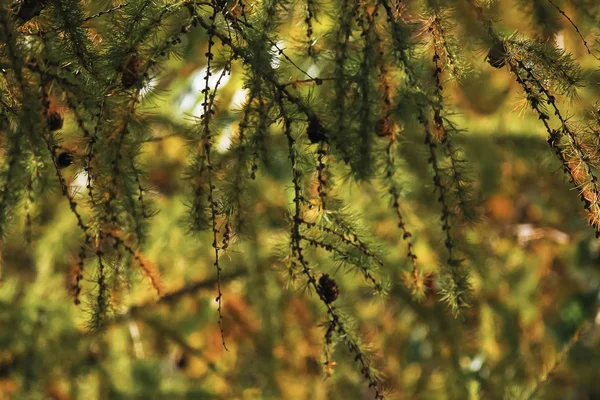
[1,0,600,399]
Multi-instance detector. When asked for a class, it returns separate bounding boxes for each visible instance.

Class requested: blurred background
[3,0,600,399]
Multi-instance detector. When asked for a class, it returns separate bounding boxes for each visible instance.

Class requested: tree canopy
[2,0,600,399]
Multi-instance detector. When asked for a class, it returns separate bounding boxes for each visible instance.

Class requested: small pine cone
[486,39,506,69]
[318,274,339,304]
[57,152,74,169]
[121,54,140,89]
[307,117,328,144]
[175,352,188,370]
[12,0,49,22]
[47,111,64,131]
[376,118,392,137]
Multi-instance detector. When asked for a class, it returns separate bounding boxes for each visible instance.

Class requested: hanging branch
[195,0,233,350]
[509,58,600,236]
[223,93,256,236]
[430,14,475,222]
[39,78,94,306]
[332,0,359,165]
[276,92,386,399]
[544,0,599,60]
[429,11,463,80]
[372,16,421,292]
[304,0,317,57]
[383,130,423,297]
[467,0,600,238]
[382,0,470,312]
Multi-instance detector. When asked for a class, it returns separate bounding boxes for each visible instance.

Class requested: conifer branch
[37,54,163,307]
[544,0,599,60]
[96,0,198,245]
[131,159,149,219]
[507,58,600,236]
[39,87,89,239]
[225,12,315,81]
[52,0,98,77]
[83,3,129,23]
[332,0,358,165]
[467,1,600,237]
[301,220,385,268]
[35,62,94,306]
[526,321,591,399]
[198,2,230,349]
[277,93,385,399]
[236,1,282,180]
[316,142,328,209]
[282,77,331,87]
[300,234,382,290]
[108,95,139,223]
[383,131,422,296]
[355,2,378,178]
[250,81,267,180]
[430,15,475,222]
[90,249,109,332]
[83,95,105,212]
[429,12,463,80]
[73,244,86,305]
[374,2,421,298]
[191,11,330,141]
[131,250,164,296]
[224,94,255,236]
[304,0,316,57]
[100,231,163,297]
[62,92,92,138]
[382,0,469,311]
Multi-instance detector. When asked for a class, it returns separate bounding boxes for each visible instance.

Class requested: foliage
[1,0,600,398]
